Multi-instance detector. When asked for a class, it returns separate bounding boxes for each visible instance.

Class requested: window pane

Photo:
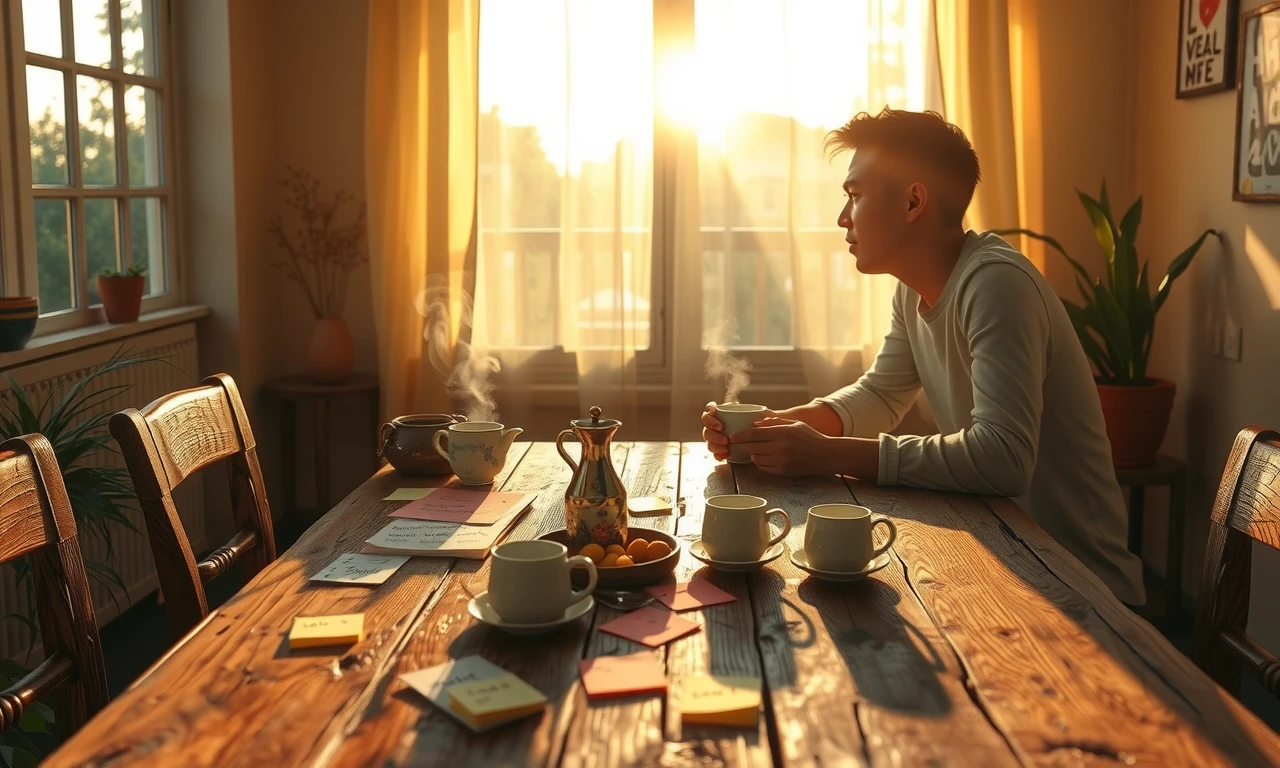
[27,66,69,185]
[125,86,162,186]
[121,0,158,76]
[79,76,117,185]
[130,197,165,295]
[72,0,114,69]
[23,0,63,58]
[84,198,120,304]
[34,199,75,313]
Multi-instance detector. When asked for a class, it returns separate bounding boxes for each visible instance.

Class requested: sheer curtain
[471,0,935,436]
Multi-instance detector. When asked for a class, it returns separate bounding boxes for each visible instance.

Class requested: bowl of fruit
[538,527,681,588]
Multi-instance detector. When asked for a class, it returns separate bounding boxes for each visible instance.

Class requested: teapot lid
[571,405,621,430]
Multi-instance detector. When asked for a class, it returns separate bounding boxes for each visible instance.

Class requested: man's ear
[905,181,928,222]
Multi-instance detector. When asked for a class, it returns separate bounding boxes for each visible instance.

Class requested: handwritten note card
[310,553,410,586]
[578,653,667,700]
[400,656,535,732]
[389,489,535,525]
[598,606,700,647]
[628,496,673,516]
[445,672,547,728]
[645,580,736,612]
[383,488,435,501]
[363,510,524,560]
[288,614,364,649]
[679,674,761,728]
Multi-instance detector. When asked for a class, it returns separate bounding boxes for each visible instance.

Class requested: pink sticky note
[645,580,736,612]
[578,653,667,700]
[389,489,531,525]
[598,607,700,647]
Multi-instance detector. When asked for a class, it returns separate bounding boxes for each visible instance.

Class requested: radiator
[0,322,204,660]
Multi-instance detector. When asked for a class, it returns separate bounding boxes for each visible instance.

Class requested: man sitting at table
[700,108,1145,607]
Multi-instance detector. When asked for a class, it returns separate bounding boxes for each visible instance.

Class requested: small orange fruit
[579,543,606,564]
[601,553,621,567]
[614,555,635,567]
[605,544,626,556]
[645,540,672,561]
[626,538,650,562]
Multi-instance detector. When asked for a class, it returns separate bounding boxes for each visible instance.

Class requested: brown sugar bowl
[538,527,681,589]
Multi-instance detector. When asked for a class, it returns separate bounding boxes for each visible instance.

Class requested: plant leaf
[1077,190,1117,289]
[1130,262,1155,383]
[1062,298,1114,378]
[1099,179,1112,219]
[1094,281,1134,383]
[1154,229,1220,312]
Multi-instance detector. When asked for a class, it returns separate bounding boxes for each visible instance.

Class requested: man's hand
[701,401,777,461]
[730,417,835,476]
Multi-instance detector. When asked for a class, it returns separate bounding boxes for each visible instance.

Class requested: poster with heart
[1234,2,1280,201]
[1177,0,1238,98]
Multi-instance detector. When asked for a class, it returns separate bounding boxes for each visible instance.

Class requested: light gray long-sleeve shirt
[819,230,1146,606]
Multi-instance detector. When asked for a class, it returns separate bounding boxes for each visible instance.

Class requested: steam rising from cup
[703,318,752,404]
[418,274,501,422]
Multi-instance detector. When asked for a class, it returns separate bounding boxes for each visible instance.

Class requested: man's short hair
[825,108,980,225]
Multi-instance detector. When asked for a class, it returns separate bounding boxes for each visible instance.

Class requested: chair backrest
[109,373,277,639]
[0,434,108,735]
[1193,425,1280,699]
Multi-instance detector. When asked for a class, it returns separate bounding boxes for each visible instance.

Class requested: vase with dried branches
[268,166,368,384]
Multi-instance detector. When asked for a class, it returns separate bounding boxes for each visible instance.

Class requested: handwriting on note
[445,673,547,726]
[597,606,700,647]
[310,553,410,586]
[578,653,667,700]
[679,674,761,727]
[646,580,736,611]
[401,656,544,731]
[389,489,532,525]
[288,613,364,649]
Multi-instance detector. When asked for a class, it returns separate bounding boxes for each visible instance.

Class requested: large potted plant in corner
[995,182,1219,468]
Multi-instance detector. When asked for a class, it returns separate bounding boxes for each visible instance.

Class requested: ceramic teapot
[378,413,466,476]
[557,406,628,547]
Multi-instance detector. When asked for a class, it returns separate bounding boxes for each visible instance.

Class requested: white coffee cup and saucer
[789,503,897,583]
[468,539,597,635]
[689,494,790,572]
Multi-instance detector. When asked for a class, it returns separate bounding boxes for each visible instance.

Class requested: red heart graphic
[1200,0,1221,27]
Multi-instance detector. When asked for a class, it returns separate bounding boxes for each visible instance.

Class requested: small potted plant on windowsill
[97,264,147,324]
[995,181,1219,468]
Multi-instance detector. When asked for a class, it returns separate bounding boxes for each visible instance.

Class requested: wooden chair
[1192,425,1280,699]
[0,434,109,735]
[110,373,277,640]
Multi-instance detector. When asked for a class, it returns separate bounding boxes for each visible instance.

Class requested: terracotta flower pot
[1095,377,1176,468]
[307,317,355,384]
[97,276,145,323]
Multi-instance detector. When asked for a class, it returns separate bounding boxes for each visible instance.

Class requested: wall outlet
[1223,325,1243,362]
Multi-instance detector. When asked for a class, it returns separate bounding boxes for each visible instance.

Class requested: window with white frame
[7,0,178,333]
[474,0,930,376]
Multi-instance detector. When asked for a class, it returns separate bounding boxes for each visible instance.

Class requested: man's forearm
[776,400,845,437]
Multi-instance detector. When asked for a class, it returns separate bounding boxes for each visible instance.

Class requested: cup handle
[377,422,393,458]
[432,429,450,460]
[567,556,598,603]
[765,508,792,548]
[871,517,898,558]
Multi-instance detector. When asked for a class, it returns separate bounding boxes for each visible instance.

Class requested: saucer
[689,540,785,572]
[790,549,891,582]
[468,592,595,635]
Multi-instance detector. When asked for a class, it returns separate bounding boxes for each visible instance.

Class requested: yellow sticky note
[288,614,364,649]
[384,488,435,501]
[445,672,547,728]
[679,674,761,728]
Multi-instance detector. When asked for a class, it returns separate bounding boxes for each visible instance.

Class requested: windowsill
[0,305,211,371]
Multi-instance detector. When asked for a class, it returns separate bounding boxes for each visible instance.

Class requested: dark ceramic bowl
[539,526,681,589]
[0,298,38,352]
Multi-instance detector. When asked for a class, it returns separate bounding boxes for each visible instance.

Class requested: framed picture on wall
[1177,0,1239,98]
[1233,1,1280,202]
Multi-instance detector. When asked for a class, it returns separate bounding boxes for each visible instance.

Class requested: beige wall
[1132,0,1280,654]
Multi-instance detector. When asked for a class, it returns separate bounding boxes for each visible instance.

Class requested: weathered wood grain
[46,444,531,768]
[0,449,48,562]
[852,481,1266,767]
[620,441,682,537]
[735,465,1017,768]
[320,442,599,768]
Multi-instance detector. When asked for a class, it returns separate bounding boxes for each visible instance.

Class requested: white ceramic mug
[702,494,791,562]
[432,421,523,485]
[488,540,598,624]
[715,404,768,464]
[804,504,897,573]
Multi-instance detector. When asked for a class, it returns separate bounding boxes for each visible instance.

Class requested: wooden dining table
[49,441,1280,767]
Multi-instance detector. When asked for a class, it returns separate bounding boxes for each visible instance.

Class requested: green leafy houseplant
[994,182,1219,386]
[0,347,160,765]
[97,264,147,279]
